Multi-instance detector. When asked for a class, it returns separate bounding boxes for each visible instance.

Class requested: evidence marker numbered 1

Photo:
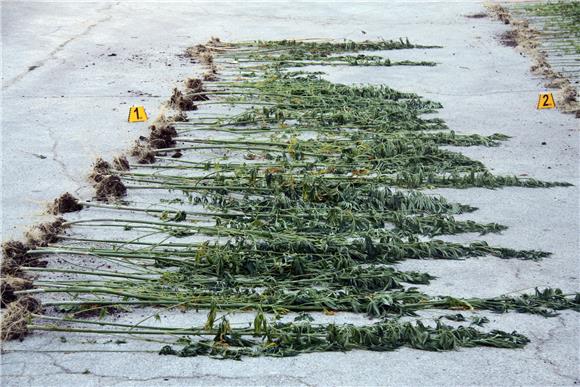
[536,92,556,110]
[128,106,148,122]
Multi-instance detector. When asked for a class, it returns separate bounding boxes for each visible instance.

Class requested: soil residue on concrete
[465,12,487,19]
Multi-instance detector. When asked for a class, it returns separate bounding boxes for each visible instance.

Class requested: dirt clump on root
[200,52,214,66]
[89,157,112,183]
[48,192,83,215]
[168,112,188,122]
[556,84,579,114]
[531,54,557,77]
[200,53,219,79]
[95,175,127,201]
[488,4,511,24]
[1,276,33,307]
[130,141,156,164]
[1,257,22,276]
[169,88,197,111]
[208,36,222,46]
[113,155,130,171]
[185,44,209,59]
[203,71,218,82]
[185,78,204,92]
[185,38,222,80]
[1,241,44,274]
[151,111,187,129]
[1,296,41,341]
[148,124,177,149]
[545,78,569,89]
[203,62,219,81]
[185,46,219,81]
[3,241,30,261]
[185,38,224,59]
[185,78,209,101]
[25,218,66,247]
[1,255,46,275]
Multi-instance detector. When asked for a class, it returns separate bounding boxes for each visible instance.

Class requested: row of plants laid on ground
[1,37,577,359]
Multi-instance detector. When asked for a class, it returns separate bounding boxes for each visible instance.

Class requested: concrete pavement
[1,1,578,385]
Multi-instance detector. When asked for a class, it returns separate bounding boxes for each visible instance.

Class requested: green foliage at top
[235,38,441,52]
[159,318,529,359]
[23,37,577,359]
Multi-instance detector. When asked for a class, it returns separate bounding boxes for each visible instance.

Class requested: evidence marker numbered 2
[537,92,556,110]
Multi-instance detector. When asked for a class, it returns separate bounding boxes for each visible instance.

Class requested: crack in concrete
[531,315,580,383]
[46,26,64,36]
[107,373,313,386]
[3,2,119,90]
[45,126,84,195]
[1,3,578,387]
[6,353,314,386]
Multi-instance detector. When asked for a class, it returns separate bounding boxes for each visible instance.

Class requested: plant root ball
[207,36,222,46]
[169,112,188,122]
[203,71,218,81]
[556,85,580,115]
[0,296,41,341]
[488,4,511,24]
[130,142,156,164]
[1,276,33,307]
[185,78,204,92]
[200,52,214,66]
[185,44,209,59]
[148,124,177,149]
[560,85,577,104]
[89,157,112,183]
[2,241,29,261]
[169,88,197,111]
[1,241,45,272]
[1,257,22,276]
[113,155,130,171]
[152,113,169,126]
[95,175,127,201]
[25,218,67,247]
[48,192,83,215]
[184,78,209,101]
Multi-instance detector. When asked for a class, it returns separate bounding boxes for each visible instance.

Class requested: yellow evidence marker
[537,93,556,110]
[128,106,148,122]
